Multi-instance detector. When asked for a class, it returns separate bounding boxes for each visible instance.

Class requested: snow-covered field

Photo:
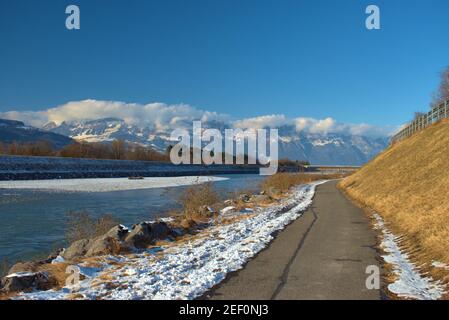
[373,213,446,300]
[0,176,228,192]
[15,181,326,300]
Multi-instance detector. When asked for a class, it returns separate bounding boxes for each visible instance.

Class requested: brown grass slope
[339,119,449,268]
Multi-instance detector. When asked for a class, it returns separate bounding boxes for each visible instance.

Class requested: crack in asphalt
[270,205,319,300]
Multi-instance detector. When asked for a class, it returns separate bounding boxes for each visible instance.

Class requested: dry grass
[65,212,120,244]
[177,182,220,221]
[261,172,347,194]
[339,119,449,279]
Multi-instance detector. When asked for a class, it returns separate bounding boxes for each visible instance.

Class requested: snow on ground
[15,181,326,300]
[432,261,449,270]
[373,213,446,300]
[0,176,228,192]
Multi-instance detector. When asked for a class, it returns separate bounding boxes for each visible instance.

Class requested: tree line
[0,139,171,162]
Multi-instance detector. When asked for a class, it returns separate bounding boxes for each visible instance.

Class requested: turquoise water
[0,174,264,265]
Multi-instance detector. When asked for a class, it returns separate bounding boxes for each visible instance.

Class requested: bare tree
[434,66,449,104]
[111,139,126,160]
[439,66,449,101]
[414,112,426,120]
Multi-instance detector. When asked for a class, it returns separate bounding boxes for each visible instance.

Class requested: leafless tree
[111,139,126,160]
[433,66,449,105]
[439,66,449,101]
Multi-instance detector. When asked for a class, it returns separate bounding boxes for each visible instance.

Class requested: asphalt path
[205,180,381,300]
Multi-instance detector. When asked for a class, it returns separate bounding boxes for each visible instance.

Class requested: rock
[238,194,251,202]
[8,261,41,275]
[61,223,170,260]
[124,222,171,248]
[150,222,172,240]
[61,225,129,260]
[250,194,270,202]
[61,239,91,261]
[124,222,152,248]
[104,224,129,240]
[45,248,65,263]
[85,235,123,257]
[0,272,52,293]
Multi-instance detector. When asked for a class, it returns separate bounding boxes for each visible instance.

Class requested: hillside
[0,119,73,149]
[339,119,449,271]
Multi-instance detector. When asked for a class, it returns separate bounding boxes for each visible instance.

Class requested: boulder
[61,239,91,261]
[238,194,251,202]
[250,194,270,202]
[45,248,65,263]
[104,224,129,240]
[0,272,52,293]
[8,261,40,275]
[85,236,123,257]
[124,222,171,248]
[61,225,129,260]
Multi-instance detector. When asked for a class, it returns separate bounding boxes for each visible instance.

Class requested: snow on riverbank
[373,213,446,300]
[0,176,228,192]
[15,181,326,300]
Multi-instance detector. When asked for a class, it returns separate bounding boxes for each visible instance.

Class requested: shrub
[65,212,120,244]
[178,182,220,220]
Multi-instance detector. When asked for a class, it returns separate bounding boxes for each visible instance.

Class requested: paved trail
[206,180,381,300]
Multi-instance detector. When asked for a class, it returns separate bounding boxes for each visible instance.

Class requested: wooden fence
[391,98,449,144]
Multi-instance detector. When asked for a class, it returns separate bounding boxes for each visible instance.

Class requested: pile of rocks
[61,221,173,260]
[0,221,175,295]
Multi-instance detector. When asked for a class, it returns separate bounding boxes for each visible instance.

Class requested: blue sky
[0,0,448,128]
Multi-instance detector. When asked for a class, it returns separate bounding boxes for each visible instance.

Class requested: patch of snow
[220,206,235,214]
[0,176,228,193]
[432,261,449,270]
[6,272,36,278]
[51,256,65,264]
[16,180,326,300]
[373,213,446,300]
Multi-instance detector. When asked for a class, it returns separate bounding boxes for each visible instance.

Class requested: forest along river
[0,174,265,265]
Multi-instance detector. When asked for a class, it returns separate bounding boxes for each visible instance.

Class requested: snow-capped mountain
[42,118,388,165]
[0,118,73,149]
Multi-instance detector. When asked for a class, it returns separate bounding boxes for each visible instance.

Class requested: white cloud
[0,99,395,137]
[233,114,292,129]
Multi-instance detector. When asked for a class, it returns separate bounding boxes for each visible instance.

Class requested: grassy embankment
[339,119,449,285]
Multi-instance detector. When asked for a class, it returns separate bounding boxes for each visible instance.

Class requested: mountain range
[42,118,388,165]
[0,118,73,149]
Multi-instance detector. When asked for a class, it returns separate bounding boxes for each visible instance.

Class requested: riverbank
[0,155,260,180]
[0,175,265,266]
[0,174,339,300]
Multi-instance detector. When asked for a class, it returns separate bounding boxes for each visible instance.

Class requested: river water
[0,174,264,265]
